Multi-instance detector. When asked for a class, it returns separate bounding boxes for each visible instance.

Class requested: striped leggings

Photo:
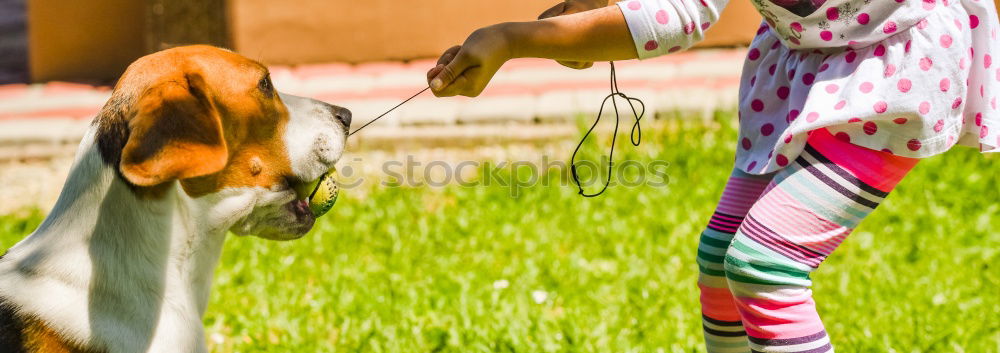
[698,129,919,353]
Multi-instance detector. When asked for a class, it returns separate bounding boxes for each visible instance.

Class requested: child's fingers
[434,74,473,97]
[437,46,462,66]
[538,2,568,19]
[427,46,460,82]
[433,65,489,97]
[426,64,444,81]
[430,53,474,94]
[430,65,457,93]
[428,46,462,83]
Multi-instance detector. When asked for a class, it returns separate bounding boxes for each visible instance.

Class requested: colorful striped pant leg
[723,129,919,353]
[698,168,775,353]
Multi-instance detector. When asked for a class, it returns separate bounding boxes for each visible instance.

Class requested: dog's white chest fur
[0,131,242,353]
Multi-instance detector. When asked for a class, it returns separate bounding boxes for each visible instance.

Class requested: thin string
[348,86,431,136]
[569,62,645,197]
[349,63,644,197]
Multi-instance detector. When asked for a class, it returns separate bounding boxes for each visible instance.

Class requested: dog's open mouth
[291,168,340,218]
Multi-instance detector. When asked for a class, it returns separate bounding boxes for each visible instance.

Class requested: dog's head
[94,45,350,240]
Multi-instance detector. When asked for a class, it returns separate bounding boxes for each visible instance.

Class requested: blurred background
[1,1,998,352]
[3,0,761,83]
[0,0,763,211]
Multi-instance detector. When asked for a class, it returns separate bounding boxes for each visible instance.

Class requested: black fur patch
[0,298,26,353]
[93,93,135,186]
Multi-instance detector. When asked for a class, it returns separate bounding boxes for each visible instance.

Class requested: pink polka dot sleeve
[617,0,728,59]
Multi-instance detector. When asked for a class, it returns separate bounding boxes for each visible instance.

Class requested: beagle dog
[0,45,351,353]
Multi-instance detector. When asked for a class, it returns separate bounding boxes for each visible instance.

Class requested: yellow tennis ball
[307,170,339,217]
[293,178,320,201]
[292,169,339,217]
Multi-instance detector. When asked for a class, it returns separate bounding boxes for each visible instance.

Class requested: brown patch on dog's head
[94,45,293,198]
[119,75,227,188]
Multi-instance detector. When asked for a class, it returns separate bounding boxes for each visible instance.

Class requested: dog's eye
[258,76,274,98]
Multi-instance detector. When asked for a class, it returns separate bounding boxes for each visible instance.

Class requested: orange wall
[230,0,762,65]
[28,0,146,82]
[27,1,763,81]
[700,4,763,47]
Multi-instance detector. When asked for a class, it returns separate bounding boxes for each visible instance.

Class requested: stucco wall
[27,0,764,82]
[27,0,146,82]
[229,0,763,65]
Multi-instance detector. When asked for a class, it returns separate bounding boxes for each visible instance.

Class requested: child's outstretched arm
[426,6,635,97]
[537,0,612,70]
[427,0,729,97]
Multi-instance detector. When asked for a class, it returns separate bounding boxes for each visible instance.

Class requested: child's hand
[427,4,635,97]
[538,0,610,70]
[427,25,512,97]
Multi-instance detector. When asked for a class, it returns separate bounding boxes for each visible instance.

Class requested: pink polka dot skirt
[620,0,1000,174]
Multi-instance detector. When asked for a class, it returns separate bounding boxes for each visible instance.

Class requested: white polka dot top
[619,0,999,174]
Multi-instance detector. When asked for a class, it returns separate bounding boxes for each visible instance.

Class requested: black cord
[569,62,645,197]
[349,63,644,197]
[349,86,431,136]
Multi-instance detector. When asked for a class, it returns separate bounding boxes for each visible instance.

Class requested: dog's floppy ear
[120,77,228,187]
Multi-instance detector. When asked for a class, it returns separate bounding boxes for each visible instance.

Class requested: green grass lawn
[1,114,998,352]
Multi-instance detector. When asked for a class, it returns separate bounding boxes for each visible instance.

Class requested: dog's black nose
[327,104,352,128]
